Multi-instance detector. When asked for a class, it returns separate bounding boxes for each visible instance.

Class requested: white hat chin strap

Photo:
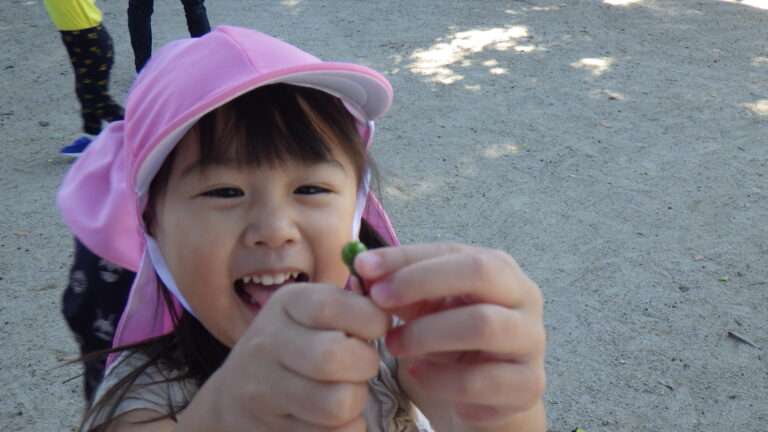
[145,234,197,317]
[144,173,370,317]
[352,169,370,239]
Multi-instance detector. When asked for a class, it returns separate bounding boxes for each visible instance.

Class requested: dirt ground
[1,0,766,431]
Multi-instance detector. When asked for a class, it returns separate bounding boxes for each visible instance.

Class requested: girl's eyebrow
[178,158,347,179]
[178,159,238,180]
[317,159,347,173]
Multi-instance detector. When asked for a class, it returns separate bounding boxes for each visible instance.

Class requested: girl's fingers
[280,283,390,340]
[385,304,545,360]
[278,323,381,382]
[276,369,370,427]
[405,358,546,409]
[355,242,473,279]
[361,246,540,311]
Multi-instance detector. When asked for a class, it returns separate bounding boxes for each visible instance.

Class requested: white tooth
[242,276,251,284]
[274,273,286,284]
[252,275,261,284]
[261,274,274,286]
[291,272,298,279]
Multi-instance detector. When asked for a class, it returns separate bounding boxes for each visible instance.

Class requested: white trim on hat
[145,234,197,316]
[136,70,388,198]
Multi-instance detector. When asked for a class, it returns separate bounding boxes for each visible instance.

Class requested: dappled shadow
[408,25,533,84]
[742,99,768,116]
[481,142,528,159]
[570,57,614,76]
[605,0,768,10]
[603,0,645,5]
[4,1,768,431]
[719,0,768,10]
[278,0,302,13]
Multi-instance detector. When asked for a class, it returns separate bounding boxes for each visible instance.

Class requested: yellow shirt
[43,0,102,31]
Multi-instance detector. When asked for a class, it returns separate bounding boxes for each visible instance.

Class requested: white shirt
[84,338,433,432]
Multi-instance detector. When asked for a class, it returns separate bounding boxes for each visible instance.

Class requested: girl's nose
[242,204,300,248]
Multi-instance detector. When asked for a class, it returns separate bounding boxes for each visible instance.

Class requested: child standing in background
[127,0,210,72]
[43,0,124,156]
[58,26,547,431]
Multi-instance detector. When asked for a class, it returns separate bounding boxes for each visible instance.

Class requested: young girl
[58,26,547,432]
[43,0,125,156]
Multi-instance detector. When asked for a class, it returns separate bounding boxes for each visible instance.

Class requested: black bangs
[144,83,375,233]
[196,83,367,180]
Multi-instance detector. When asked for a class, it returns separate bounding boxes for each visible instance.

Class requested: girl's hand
[354,243,546,430]
[189,283,390,432]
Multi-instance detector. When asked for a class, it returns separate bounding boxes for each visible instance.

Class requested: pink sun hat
[57,25,398,357]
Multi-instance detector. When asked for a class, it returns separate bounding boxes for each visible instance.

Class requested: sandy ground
[1,0,767,430]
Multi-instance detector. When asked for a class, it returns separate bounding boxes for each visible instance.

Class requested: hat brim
[136,64,393,197]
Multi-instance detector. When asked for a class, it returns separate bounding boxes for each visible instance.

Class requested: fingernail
[355,252,382,276]
[369,280,393,306]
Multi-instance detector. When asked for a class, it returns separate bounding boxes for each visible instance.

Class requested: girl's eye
[202,187,244,198]
[295,185,329,195]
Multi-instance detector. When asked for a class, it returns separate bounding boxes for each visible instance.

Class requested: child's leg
[60,25,124,135]
[61,239,135,401]
[180,0,211,38]
[127,0,154,72]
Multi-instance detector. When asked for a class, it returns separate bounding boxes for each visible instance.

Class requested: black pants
[62,239,135,401]
[60,25,124,135]
[127,0,211,72]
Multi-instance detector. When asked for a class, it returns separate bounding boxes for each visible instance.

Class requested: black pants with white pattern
[62,238,134,402]
[60,25,124,135]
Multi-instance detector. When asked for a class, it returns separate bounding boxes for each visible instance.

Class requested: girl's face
[151,133,359,347]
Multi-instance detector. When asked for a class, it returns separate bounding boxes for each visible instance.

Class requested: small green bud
[342,241,368,273]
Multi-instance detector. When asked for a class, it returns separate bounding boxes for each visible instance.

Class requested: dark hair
[80,84,387,431]
[147,83,372,214]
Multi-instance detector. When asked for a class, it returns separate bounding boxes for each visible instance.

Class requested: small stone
[38,120,50,127]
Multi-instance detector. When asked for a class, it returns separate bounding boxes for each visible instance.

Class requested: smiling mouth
[234,272,309,307]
